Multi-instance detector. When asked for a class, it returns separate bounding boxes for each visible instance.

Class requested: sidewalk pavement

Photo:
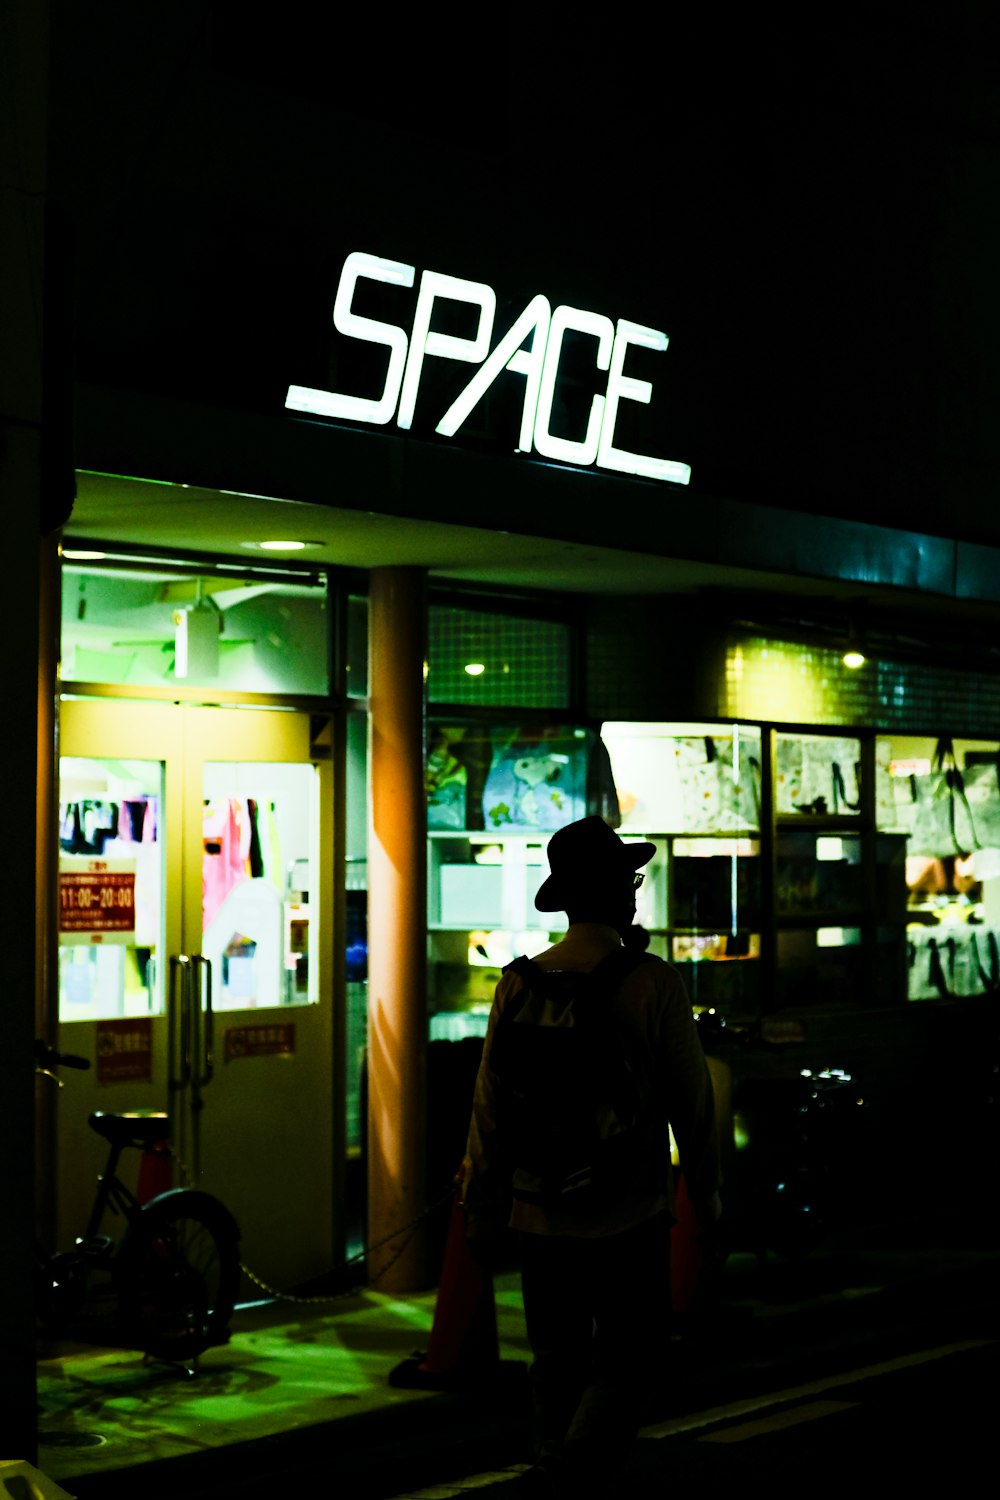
[35,1214,1000,1500]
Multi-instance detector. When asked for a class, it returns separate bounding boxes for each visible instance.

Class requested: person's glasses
[632,872,645,891]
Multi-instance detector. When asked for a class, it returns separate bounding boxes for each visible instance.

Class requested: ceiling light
[842,649,866,669]
[464,662,486,676]
[240,539,324,552]
[62,548,108,561]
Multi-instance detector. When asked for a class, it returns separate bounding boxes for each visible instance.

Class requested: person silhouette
[462,816,721,1494]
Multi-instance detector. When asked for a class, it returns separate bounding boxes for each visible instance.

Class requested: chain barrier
[167,1146,458,1306]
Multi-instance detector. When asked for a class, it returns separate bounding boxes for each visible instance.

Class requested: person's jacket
[462,922,721,1240]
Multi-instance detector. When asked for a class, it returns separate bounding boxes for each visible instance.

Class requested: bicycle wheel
[115,1188,241,1362]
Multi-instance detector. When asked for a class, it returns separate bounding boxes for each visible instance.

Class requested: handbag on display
[908,930,947,1000]
[908,922,1000,1000]
[907,740,979,859]
[677,737,761,833]
[775,734,862,815]
[482,727,590,832]
[426,728,469,829]
[971,928,1000,993]
[874,738,901,828]
[959,751,1000,850]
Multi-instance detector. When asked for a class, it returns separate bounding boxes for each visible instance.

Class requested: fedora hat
[534,816,656,912]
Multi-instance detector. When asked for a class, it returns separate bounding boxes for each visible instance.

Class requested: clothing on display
[61,797,158,855]
[202,796,281,928]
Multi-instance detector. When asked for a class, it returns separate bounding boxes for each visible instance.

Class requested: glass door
[57,699,336,1294]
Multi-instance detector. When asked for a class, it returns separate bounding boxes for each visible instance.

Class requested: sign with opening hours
[59,858,137,945]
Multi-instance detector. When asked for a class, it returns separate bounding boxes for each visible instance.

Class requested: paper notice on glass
[59,856,137,945]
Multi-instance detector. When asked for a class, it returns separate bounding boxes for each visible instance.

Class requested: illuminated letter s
[285,251,416,425]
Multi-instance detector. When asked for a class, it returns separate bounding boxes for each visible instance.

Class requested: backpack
[489,947,659,1207]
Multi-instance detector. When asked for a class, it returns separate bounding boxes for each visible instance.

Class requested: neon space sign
[285,251,691,486]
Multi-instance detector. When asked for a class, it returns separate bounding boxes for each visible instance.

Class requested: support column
[367,568,428,1292]
[0,0,56,1461]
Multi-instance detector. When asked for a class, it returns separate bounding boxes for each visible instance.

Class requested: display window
[426,717,1000,1027]
[877,735,1000,1003]
[604,722,764,1014]
[426,722,615,1038]
[426,720,766,1030]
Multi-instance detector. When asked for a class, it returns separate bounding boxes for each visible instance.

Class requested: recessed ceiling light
[240,539,325,552]
[464,662,486,676]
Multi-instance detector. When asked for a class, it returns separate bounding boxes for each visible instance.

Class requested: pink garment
[202,798,250,930]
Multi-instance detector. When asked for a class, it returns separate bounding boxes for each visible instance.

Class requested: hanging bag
[959,748,1000,851]
[971,929,1000,994]
[776,735,861,815]
[678,737,762,832]
[908,740,979,859]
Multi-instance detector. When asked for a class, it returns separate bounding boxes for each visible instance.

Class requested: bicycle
[35,1039,241,1371]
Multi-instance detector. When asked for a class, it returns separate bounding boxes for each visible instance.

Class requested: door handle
[191,954,214,1087]
[168,954,193,1091]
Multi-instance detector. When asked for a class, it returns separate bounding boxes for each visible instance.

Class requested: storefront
[9,5,1000,1462]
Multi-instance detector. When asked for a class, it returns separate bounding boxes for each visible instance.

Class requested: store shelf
[776,814,863,829]
[775,911,866,928]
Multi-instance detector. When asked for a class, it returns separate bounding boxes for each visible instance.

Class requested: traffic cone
[136,1139,174,1203]
[389,1181,500,1389]
[670,1172,706,1316]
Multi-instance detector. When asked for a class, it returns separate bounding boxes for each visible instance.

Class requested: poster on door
[59,856,137,945]
[96,1017,153,1084]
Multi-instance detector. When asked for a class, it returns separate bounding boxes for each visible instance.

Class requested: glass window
[774,732,862,817]
[59,757,164,1020]
[428,721,611,833]
[201,761,319,1010]
[602,722,762,834]
[776,832,864,917]
[426,719,609,1038]
[670,837,762,928]
[346,595,368,699]
[427,603,571,707]
[775,927,864,1009]
[62,562,330,696]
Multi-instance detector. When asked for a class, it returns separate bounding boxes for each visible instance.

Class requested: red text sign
[59,860,136,943]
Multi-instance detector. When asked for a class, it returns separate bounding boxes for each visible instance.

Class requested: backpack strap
[501,945,659,1002]
[588,945,660,988]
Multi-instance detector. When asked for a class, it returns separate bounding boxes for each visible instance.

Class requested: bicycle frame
[81,1137,145,1246]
